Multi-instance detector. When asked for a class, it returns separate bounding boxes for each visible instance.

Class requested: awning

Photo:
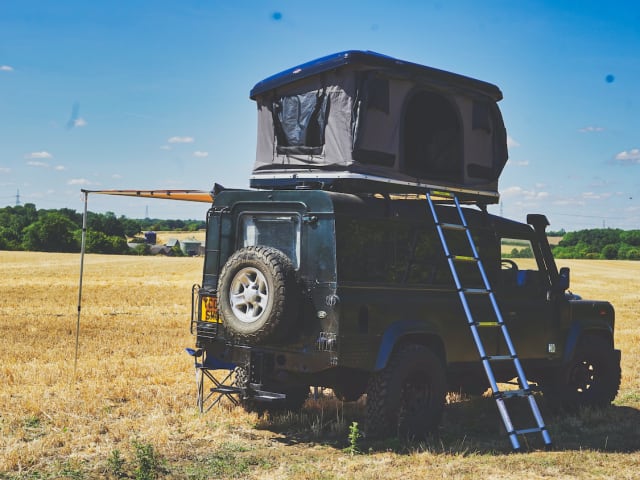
[80,189,214,203]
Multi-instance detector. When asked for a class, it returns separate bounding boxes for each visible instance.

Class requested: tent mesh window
[273,89,329,155]
[402,90,462,182]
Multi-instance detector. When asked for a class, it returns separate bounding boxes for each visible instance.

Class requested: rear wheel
[365,344,446,440]
[332,381,367,402]
[544,335,620,410]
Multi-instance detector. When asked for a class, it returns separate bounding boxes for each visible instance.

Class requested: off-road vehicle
[189,51,621,443]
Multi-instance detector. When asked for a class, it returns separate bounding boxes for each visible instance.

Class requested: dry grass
[1,252,639,479]
[152,231,206,245]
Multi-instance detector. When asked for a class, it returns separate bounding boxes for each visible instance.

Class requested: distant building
[181,237,202,256]
[149,245,174,256]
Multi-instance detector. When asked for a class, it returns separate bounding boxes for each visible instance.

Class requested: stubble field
[0,251,639,478]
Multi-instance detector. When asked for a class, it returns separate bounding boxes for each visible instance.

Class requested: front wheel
[543,335,621,410]
[365,344,447,441]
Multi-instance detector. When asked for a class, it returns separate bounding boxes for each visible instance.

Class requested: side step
[211,384,287,402]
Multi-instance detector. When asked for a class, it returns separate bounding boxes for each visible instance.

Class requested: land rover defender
[189,51,621,440]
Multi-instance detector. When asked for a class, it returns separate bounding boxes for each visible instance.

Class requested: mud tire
[543,335,621,410]
[218,246,299,344]
[365,344,447,441]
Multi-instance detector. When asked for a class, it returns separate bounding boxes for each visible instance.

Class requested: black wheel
[544,335,621,410]
[218,246,299,344]
[365,344,447,441]
[332,382,366,402]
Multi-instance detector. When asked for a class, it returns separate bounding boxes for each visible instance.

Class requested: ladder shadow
[435,395,640,453]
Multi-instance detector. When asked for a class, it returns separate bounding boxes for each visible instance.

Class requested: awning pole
[74,190,89,378]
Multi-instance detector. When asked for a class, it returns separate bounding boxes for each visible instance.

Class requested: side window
[500,238,540,289]
[239,214,301,268]
[336,219,452,286]
[336,218,412,283]
[405,228,450,285]
[273,90,329,155]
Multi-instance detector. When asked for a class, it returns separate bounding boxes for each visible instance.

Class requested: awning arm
[80,188,215,203]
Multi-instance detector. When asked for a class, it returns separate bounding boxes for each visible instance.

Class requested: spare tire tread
[218,246,298,344]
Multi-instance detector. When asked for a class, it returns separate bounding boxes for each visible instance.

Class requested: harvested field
[1,251,639,478]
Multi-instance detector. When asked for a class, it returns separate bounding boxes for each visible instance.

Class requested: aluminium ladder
[426,190,552,451]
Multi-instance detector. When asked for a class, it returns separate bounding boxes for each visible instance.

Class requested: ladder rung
[451,255,478,263]
[515,427,545,435]
[485,355,514,361]
[440,222,466,232]
[462,288,490,295]
[496,389,530,399]
[429,190,454,199]
[476,321,500,327]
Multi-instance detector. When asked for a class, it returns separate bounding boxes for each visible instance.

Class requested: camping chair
[185,348,239,412]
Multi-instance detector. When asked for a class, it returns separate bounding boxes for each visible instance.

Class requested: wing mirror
[557,267,570,291]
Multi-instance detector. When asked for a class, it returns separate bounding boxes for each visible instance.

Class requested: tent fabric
[250,51,508,201]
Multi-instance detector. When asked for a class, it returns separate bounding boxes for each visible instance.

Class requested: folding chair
[185,348,240,412]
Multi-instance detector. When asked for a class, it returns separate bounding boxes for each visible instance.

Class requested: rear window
[239,213,301,268]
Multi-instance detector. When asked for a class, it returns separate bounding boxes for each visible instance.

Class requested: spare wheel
[218,246,299,344]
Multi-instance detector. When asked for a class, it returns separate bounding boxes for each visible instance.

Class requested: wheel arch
[563,321,614,363]
[373,320,446,372]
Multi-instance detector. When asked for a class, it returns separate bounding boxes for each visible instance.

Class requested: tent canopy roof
[250,50,503,101]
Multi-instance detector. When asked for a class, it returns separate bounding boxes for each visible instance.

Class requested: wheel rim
[569,359,596,393]
[229,267,269,323]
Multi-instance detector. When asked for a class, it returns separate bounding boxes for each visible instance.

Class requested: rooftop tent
[250,51,508,203]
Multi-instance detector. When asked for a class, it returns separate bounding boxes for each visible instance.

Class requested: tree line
[0,203,205,254]
[2,204,638,259]
[552,228,640,260]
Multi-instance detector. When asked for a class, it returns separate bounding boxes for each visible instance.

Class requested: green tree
[21,212,79,252]
[601,244,619,260]
[78,230,129,254]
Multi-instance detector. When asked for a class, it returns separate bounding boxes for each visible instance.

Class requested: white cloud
[615,148,640,163]
[501,185,549,201]
[579,126,604,133]
[27,161,49,168]
[25,151,53,159]
[0,167,10,174]
[112,173,123,179]
[168,136,194,144]
[68,178,94,185]
[193,151,209,158]
[160,145,171,150]
[54,165,66,171]
[507,135,520,148]
[73,117,87,127]
[553,198,586,207]
[0,65,13,72]
[582,192,613,200]
[510,160,529,167]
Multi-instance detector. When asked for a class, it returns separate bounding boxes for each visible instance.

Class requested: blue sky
[1,1,639,230]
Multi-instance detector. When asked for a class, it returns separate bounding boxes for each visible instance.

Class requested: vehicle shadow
[258,394,640,454]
